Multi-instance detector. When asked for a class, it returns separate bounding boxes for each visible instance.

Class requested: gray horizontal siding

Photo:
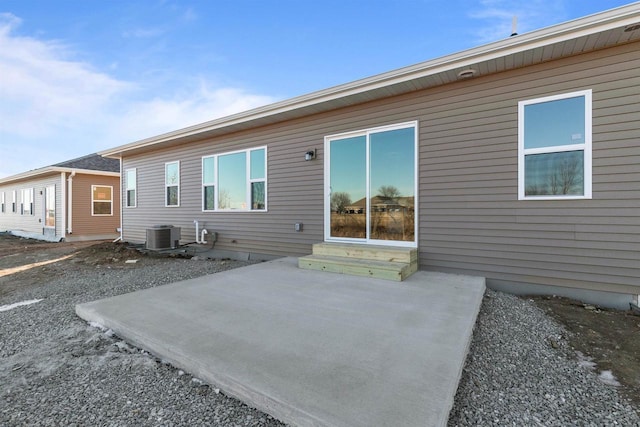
[0,174,64,239]
[122,40,640,295]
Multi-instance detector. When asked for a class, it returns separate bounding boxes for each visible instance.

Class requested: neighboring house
[0,154,121,242]
[100,5,640,306]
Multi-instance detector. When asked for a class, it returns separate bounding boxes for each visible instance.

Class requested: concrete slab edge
[75,302,327,427]
[439,277,486,426]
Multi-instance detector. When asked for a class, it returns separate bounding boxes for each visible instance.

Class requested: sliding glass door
[325,122,417,246]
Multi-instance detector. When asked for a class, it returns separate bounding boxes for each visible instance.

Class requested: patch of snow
[0,298,43,312]
[88,321,107,331]
[598,370,621,387]
[575,351,597,370]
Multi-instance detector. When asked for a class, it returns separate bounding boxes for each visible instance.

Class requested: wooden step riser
[298,257,418,282]
[312,243,417,264]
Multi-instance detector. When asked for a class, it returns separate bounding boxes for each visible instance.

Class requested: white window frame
[125,168,137,208]
[44,185,55,228]
[91,185,113,216]
[21,188,34,216]
[165,161,180,207]
[324,121,419,248]
[518,89,592,200]
[201,146,267,212]
[0,192,4,213]
[11,190,16,213]
[202,155,216,212]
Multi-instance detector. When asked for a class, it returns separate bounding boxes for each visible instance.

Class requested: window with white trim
[165,161,180,207]
[11,190,16,213]
[21,188,34,215]
[518,90,592,199]
[202,147,267,211]
[125,168,137,208]
[92,185,113,216]
[45,185,55,227]
[0,192,4,213]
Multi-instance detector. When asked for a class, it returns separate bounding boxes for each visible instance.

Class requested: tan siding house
[101,5,640,307]
[0,154,120,242]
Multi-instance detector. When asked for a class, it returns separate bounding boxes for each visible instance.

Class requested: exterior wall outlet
[294,223,303,232]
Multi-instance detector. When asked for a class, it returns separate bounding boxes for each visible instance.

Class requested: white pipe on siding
[60,172,66,240]
[201,228,208,244]
[67,171,76,234]
[194,220,200,244]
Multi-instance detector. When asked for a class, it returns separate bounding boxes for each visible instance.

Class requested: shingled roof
[53,153,120,173]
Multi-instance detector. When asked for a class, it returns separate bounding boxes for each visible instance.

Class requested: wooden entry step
[298,243,418,281]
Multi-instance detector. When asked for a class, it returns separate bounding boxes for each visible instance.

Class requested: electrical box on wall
[294,223,303,232]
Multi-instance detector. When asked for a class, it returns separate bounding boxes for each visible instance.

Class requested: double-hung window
[165,161,180,207]
[518,90,592,199]
[0,192,4,213]
[202,147,267,211]
[125,168,137,208]
[92,185,113,215]
[21,188,33,215]
[11,190,16,213]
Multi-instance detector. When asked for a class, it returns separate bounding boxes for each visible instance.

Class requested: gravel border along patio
[1,254,638,426]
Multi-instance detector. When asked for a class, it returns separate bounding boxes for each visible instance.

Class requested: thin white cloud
[122,28,165,38]
[0,13,276,178]
[469,0,567,44]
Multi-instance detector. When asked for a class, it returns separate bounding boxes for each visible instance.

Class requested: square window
[518,90,592,200]
[92,185,113,216]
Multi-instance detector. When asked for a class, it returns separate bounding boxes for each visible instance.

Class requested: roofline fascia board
[99,3,640,158]
[0,167,120,185]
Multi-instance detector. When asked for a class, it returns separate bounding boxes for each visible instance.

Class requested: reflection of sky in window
[250,149,265,179]
[166,162,179,185]
[330,135,366,201]
[218,152,246,209]
[203,157,215,183]
[524,96,584,149]
[370,128,415,197]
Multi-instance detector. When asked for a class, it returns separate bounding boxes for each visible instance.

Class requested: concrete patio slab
[76,257,485,427]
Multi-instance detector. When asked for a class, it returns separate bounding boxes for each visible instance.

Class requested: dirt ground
[532,295,640,407]
[1,233,639,409]
[0,233,144,299]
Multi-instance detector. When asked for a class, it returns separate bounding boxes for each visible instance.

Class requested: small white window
[125,168,137,208]
[518,90,592,200]
[21,188,34,215]
[165,161,180,207]
[0,192,4,213]
[11,190,16,213]
[45,185,55,227]
[202,156,215,211]
[92,185,113,216]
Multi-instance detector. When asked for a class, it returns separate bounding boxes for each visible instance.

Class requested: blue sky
[0,0,634,178]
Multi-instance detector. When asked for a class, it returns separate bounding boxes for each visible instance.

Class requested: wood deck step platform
[298,243,418,281]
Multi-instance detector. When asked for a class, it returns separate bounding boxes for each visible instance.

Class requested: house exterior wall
[0,173,65,240]
[121,41,640,296]
[68,173,120,239]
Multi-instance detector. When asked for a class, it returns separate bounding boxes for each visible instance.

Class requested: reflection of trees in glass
[218,189,231,209]
[331,192,351,214]
[252,182,265,209]
[377,185,400,199]
[526,155,582,196]
[204,186,215,210]
[167,187,178,206]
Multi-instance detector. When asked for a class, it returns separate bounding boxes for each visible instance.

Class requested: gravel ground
[1,257,285,426]
[448,290,640,426]
[1,255,639,426]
